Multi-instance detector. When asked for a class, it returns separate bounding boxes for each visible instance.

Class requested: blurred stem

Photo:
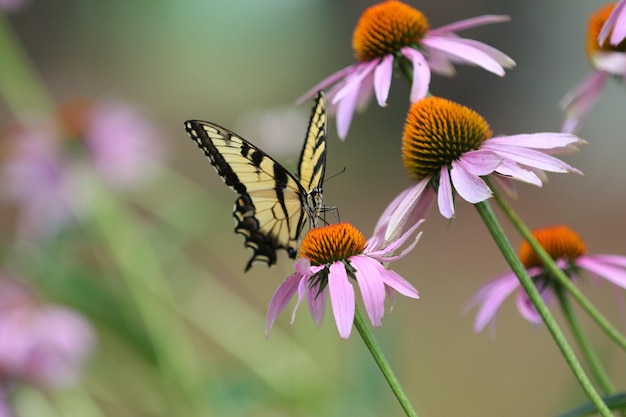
[84,182,205,417]
[555,286,615,395]
[0,11,54,115]
[474,200,611,417]
[353,305,418,417]
[491,186,626,352]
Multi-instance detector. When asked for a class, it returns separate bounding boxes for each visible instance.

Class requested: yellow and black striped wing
[297,91,327,198]
[185,120,309,271]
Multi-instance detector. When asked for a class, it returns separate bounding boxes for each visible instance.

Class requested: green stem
[0,11,54,115]
[474,201,612,417]
[555,286,615,394]
[353,305,418,417]
[491,188,626,352]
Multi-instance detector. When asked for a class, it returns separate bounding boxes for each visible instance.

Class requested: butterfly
[184,91,327,271]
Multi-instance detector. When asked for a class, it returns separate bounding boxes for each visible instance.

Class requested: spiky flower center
[352,0,430,62]
[587,3,626,57]
[300,223,367,266]
[401,96,492,182]
[518,225,587,270]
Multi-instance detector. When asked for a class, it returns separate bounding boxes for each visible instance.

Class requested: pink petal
[494,159,542,186]
[328,262,355,339]
[458,149,502,175]
[484,144,582,174]
[296,64,358,105]
[515,291,544,324]
[467,272,519,333]
[374,54,394,106]
[429,15,511,35]
[266,273,303,337]
[559,71,609,133]
[332,60,378,104]
[374,263,420,299]
[486,133,585,149]
[577,256,626,289]
[437,37,515,68]
[450,159,492,203]
[306,285,327,327]
[335,83,360,140]
[400,47,431,101]
[421,37,506,76]
[385,179,429,242]
[368,219,424,261]
[350,257,386,326]
[599,1,626,44]
[586,254,626,267]
[425,51,456,76]
[437,165,455,218]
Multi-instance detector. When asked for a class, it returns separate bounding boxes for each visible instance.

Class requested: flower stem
[0,11,54,115]
[353,305,418,417]
[491,187,626,352]
[474,200,612,417]
[555,286,615,394]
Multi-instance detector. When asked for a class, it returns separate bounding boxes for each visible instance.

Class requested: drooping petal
[307,285,328,327]
[428,15,511,35]
[385,179,429,242]
[335,82,361,140]
[375,263,420,299]
[559,70,609,133]
[577,256,626,289]
[332,60,378,104]
[585,254,626,268]
[266,273,304,337]
[400,47,431,102]
[599,0,626,45]
[437,165,455,218]
[373,54,394,106]
[450,159,492,203]
[351,257,386,327]
[421,36,507,76]
[296,64,359,105]
[328,262,355,339]
[433,37,515,69]
[467,271,520,333]
[515,291,544,324]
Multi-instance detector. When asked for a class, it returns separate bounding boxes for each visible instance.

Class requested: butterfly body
[185,92,327,270]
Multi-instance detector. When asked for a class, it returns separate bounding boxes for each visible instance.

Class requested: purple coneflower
[561,3,626,133]
[467,225,626,333]
[372,96,584,245]
[266,221,422,339]
[298,0,515,139]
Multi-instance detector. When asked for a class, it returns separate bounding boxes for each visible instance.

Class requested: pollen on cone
[352,0,430,62]
[518,225,588,269]
[401,96,492,182]
[300,223,367,266]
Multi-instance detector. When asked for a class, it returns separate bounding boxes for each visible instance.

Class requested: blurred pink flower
[561,3,626,133]
[297,0,514,139]
[0,276,95,388]
[266,222,421,339]
[0,0,29,13]
[467,225,626,334]
[1,99,164,237]
[373,97,584,245]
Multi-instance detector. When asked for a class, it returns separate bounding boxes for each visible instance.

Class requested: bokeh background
[0,1,625,416]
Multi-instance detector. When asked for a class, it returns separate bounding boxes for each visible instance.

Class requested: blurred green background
[1,1,625,416]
